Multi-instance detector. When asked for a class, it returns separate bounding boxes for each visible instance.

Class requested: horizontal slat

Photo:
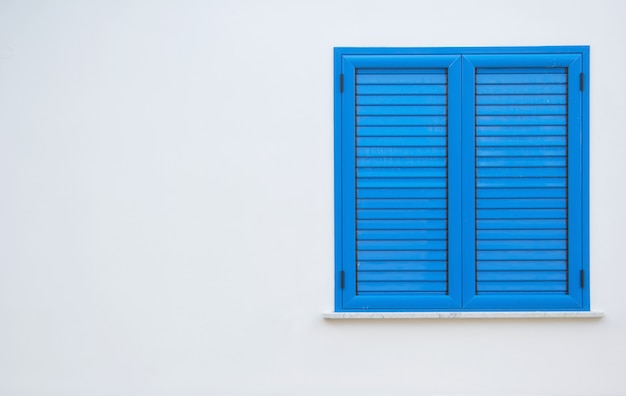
[357,137,446,147]
[357,198,447,209]
[477,240,567,250]
[477,229,567,240]
[476,178,566,188]
[357,115,447,126]
[358,188,447,199]
[358,250,447,260]
[477,157,566,167]
[477,281,567,292]
[357,209,447,219]
[357,84,447,95]
[357,95,447,106]
[476,95,566,105]
[476,115,566,126]
[358,230,447,240]
[358,147,447,157]
[476,105,566,115]
[476,147,566,156]
[357,126,447,136]
[476,84,566,95]
[477,219,567,229]
[476,167,566,177]
[476,67,566,74]
[477,261,567,271]
[476,126,566,136]
[477,250,567,260]
[358,219,447,230]
[357,168,446,178]
[358,240,446,251]
[476,198,566,209]
[476,188,566,198]
[476,136,566,147]
[358,158,447,167]
[358,271,447,282]
[359,68,444,74]
[357,178,447,188]
[478,271,567,281]
[477,209,566,219]
[476,73,567,84]
[358,261,447,271]
[357,105,446,116]
[357,74,447,84]
[358,281,447,292]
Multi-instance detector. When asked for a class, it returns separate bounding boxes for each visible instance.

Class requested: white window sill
[323,311,604,319]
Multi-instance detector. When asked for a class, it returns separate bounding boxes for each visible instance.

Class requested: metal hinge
[339,74,344,93]
[340,270,345,289]
[580,73,585,92]
[580,269,585,288]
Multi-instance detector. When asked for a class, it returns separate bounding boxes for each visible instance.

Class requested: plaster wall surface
[1,1,625,395]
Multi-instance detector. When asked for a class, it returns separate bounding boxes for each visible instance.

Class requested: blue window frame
[334,47,590,311]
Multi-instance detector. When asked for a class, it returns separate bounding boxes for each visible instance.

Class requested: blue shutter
[335,48,589,312]
[336,54,462,311]
[462,54,586,310]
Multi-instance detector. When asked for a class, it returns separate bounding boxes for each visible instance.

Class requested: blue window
[334,47,590,311]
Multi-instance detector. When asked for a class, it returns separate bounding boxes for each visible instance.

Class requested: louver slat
[356,68,448,296]
[475,67,569,295]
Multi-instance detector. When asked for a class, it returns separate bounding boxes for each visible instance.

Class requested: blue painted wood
[357,209,447,220]
[357,115,447,126]
[357,147,447,157]
[476,188,567,198]
[357,219,447,229]
[357,105,447,116]
[357,126,447,136]
[476,136,566,146]
[477,147,567,156]
[358,281,448,292]
[476,73,567,84]
[357,84,447,95]
[357,137,446,146]
[335,47,588,312]
[357,198,447,209]
[358,250,447,261]
[476,168,567,178]
[357,157,447,167]
[358,271,448,282]
[478,261,567,271]
[357,178,447,188]
[477,219,567,229]
[357,95,447,105]
[477,281,567,292]
[476,105,566,115]
[357,188,447,198]
[477,229,567,239]
[357,73,447,84]
[477,95,567,105]
[358,261,447,271]
[478,208,567,219]
[476,198,567,209]
[477,157,566,167]
[477,240,567,250]
[478,271,567,281]
[357,168,446,178]
[476,115,567,126]
[358,230,447,240]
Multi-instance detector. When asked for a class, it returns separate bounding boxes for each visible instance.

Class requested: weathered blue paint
[334,47,590,311]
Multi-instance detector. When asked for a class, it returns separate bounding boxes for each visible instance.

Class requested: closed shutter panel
[356,68,449,295]
[474,66,569,295]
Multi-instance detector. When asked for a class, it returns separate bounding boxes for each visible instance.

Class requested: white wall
[1,1,625,395]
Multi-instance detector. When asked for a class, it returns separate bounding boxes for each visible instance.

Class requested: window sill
[323,311,604,319]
